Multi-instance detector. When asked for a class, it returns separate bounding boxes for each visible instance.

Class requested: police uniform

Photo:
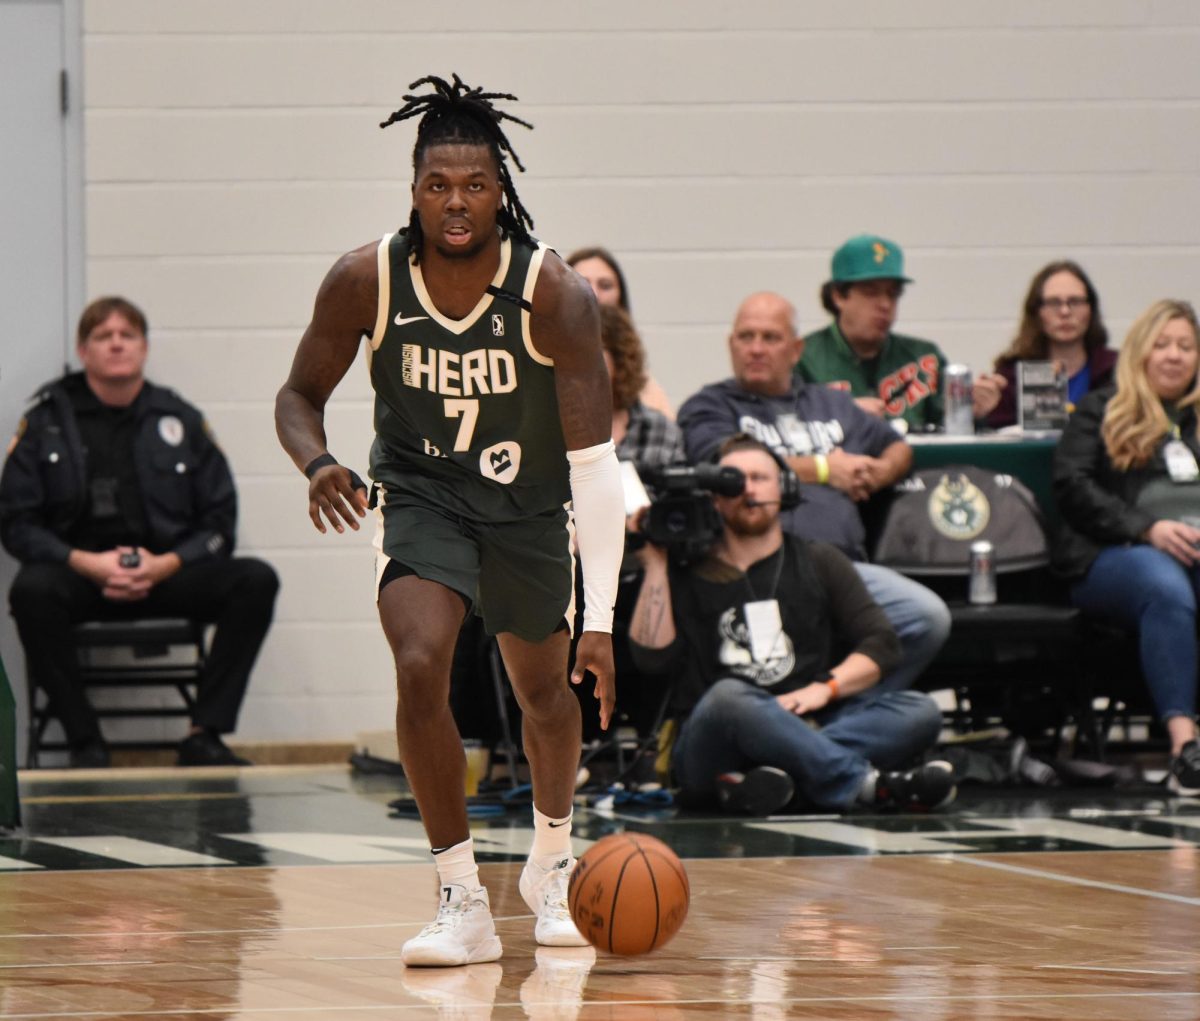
[367,232,575,641]
[0,373,279,748]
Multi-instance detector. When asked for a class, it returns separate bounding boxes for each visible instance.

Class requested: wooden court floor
[2,767,1200,1019]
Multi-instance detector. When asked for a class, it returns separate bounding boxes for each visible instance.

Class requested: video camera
[639,464,745,563]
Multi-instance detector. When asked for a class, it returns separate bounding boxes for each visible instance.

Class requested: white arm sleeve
[567,440,625,634]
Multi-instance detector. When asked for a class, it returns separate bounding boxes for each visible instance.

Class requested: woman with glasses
[1054,299,1200,795]
[985,260,1116,429]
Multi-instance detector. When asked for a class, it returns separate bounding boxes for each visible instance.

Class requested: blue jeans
[671,678,944,810]
[855,563,951,692]
[1071,544,1199,721]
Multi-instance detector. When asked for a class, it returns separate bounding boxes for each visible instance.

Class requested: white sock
[432,837,481,892]
[530,805,572,861]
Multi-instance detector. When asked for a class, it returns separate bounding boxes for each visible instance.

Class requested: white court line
[0,960,153,969]
[0,913,532,942]
[1038,964,1189,975]
[883,945,961,950]
[311,954,404,961]
[947,854,1200,906]
[2,990,1199,1018]
[698,955,874,963]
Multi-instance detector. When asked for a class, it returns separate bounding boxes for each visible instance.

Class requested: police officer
[0,296,279,768]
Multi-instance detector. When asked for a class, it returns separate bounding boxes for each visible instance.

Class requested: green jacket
[798,323,947,429]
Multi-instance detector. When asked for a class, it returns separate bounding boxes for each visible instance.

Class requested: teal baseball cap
[830,234,913,284]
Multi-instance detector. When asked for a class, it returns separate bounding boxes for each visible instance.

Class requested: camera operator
[627,434,953,814]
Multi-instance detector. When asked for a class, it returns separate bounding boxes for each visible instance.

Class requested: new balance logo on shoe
[520,856,588,947]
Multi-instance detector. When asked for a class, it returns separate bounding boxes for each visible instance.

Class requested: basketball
[568,833,690,955]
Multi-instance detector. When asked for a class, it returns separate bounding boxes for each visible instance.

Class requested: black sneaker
[716,766,795,815]
[874,760,956,811]
[177,731,251,767]
[1167,740,1200,796]
[69,738,111,769]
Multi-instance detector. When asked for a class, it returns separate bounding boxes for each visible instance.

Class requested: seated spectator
[1053,298,1200,795]
[678,291,951,693]
[567,246,674,418]
[800,234,1004,430]
[627,435,954,814]
[0,296,279,768]
[600,304,685,476]
[987,260,1116,429]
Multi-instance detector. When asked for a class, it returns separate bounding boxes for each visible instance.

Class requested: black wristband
[304,453,338,479]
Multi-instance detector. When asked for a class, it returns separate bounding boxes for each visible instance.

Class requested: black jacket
[0,373,237,566]
[1052,386,1200,578]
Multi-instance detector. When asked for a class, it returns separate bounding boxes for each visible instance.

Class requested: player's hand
[572,630,616,731]
[972,372,1006,419]
[1145,519,1200,566]
[309,465,369,534]
[776,681,832,716]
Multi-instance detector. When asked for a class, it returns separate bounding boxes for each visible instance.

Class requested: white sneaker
[401,884,503,967]
[519,854,590,947]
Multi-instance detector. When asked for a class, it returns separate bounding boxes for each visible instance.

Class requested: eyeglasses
[1040,297,1090,312]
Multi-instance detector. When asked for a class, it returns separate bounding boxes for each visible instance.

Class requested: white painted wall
[72,0,1200,741]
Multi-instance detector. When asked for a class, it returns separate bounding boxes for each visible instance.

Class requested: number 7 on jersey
[444,398,479,452]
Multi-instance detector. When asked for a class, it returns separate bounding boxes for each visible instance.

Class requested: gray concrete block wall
[77,0,1200,741]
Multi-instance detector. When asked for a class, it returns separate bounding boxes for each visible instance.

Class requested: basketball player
[275,75,625,967]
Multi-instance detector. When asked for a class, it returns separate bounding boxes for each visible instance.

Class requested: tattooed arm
[628,538,677,651]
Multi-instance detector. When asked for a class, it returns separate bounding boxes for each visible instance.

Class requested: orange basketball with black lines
[567,832,689,955]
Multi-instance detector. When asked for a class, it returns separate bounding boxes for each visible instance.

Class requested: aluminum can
[968,540,997,605]
[943,363,975,435]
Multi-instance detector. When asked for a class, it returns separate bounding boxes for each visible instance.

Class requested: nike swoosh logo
[548,820,569,828]
[393,314,430,326]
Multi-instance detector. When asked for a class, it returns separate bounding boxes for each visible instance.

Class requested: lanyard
[742,546,787,603]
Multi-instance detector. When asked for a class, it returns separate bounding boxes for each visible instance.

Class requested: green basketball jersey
[366,232,569,522]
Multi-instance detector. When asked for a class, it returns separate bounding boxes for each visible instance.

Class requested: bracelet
[825,677,839,700]
[813,454,830,485]
[304,453,338,479]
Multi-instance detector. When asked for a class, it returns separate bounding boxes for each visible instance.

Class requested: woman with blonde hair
[1054,299,1200,793]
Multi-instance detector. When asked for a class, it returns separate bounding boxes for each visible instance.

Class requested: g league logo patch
[491,313,505,337]
[479,440,521,484]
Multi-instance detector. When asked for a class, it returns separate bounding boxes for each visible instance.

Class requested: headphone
[766,448,804,511]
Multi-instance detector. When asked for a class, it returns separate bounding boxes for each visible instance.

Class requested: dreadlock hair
[380,73,535,263]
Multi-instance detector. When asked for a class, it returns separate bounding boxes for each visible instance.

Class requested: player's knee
[512,676,573,722]
[392,645,452,706]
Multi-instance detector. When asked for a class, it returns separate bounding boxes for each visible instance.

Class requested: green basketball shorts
[372,481,576,642]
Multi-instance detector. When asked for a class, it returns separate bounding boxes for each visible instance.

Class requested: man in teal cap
[799,234,1003,431]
